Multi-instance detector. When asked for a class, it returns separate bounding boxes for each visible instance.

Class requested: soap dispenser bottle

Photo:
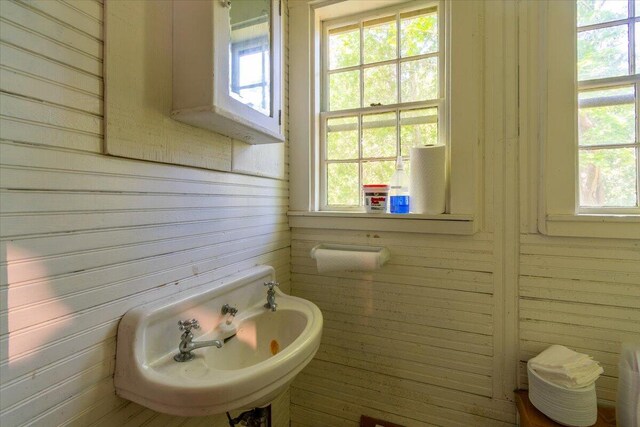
[389,156,410,214]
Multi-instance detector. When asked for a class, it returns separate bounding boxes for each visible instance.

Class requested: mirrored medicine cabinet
[172,0,284,144]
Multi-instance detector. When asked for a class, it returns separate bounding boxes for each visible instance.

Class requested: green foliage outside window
[576,0,639,208]
[324,7,440,207]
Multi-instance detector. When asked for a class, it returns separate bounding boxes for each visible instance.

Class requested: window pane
[364,64,397,106]
[229,2,270,117]
[401,8,438,57]
[577,0,629,27]
[238,51,265,86]
[636,0,639,16]
[363,16,397,64]
[400,108,438,156]
[363,160,395,186]
[578,25,629,80]
[401,57,438,102]
[239,87,267,110]
[579,148,638,207]
[329,25,360,70]
[633,22,640,74]
[327,117,359,160]
[362,112,397,158]
[327,162,359,206]
[578,86,635,146]
[329,70,360,110]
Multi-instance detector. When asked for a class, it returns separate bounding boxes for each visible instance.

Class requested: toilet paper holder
[310,244,390,265]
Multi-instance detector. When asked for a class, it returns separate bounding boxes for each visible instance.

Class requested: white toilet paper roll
[410,145,446,214]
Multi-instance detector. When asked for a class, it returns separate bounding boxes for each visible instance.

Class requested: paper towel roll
[410,145,446,214]
[312,248,384,273]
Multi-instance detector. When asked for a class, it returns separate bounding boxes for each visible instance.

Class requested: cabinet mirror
[229,0,272,117]
[172,0,284,144]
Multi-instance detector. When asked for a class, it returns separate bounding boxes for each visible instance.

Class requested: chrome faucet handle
[177,319,200,332]
[264,281,279,290]
[221,304,238,316]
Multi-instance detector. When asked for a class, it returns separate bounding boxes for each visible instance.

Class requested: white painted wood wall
[290,230,516,426]
[1,0,638,426]
[288,1,640,426]
[0,0,290,425]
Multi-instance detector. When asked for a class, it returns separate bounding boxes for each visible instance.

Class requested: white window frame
[318,2,445,211]
[288,0,481,234]
[538,0,640,239]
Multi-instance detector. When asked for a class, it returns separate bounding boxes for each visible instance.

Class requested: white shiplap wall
[288,1,522,425]
[0,0,290,425]
[2,0,638,426]
[290,229,517,426]
[288,1,637,426]
[518,235,640,403]
[516,0,640,409]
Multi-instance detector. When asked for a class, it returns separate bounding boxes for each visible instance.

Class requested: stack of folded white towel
[527,345,603,426]
[529,344,604,389]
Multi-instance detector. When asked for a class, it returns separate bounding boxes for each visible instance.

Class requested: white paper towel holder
[310,244,390,266]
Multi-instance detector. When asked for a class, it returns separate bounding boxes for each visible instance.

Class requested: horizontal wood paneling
[290,227,505,425]
[0,93,102,135]
[3,0,637,425]
[0,41,102,95]
[0,117,102,152]
[292,361,515,427]
[287,2,638,423]
[0,66,102,114]
[1,1,102,59]
[59,0,103,22]
[0,1,290,425]
[0,20,102,76]
[17,0,102,40]
[518,235,640,405]
[78,389,290,427]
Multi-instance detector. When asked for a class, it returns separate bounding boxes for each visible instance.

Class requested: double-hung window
[539,0,640,238]
[289,0,480,233]
[576,0,640,211]
[320,3,443,210]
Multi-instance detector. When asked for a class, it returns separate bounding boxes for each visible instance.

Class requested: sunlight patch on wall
[1,244,69,366]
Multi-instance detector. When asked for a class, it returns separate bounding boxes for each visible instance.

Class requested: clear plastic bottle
[389,156,410,214]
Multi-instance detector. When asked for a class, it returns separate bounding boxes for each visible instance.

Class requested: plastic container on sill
[389,156,410,214]
[363,184,389,213]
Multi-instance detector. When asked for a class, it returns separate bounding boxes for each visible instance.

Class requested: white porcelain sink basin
[114,266,322,416]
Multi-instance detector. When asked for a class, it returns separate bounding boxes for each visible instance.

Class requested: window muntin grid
[321,3,443,209]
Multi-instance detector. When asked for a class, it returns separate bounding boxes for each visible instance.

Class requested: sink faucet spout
[174,319,223,362]
[181,338,223,352]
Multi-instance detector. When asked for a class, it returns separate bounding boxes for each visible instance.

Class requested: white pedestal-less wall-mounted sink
[114,266,322,416]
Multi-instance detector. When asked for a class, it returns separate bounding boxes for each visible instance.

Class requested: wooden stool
[514,390,616,427]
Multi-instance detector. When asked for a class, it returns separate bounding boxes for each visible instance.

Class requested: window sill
[543,214,640,239]
[288,211,477,235]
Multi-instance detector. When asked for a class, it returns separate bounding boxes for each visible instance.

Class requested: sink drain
[270,339,280,355]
